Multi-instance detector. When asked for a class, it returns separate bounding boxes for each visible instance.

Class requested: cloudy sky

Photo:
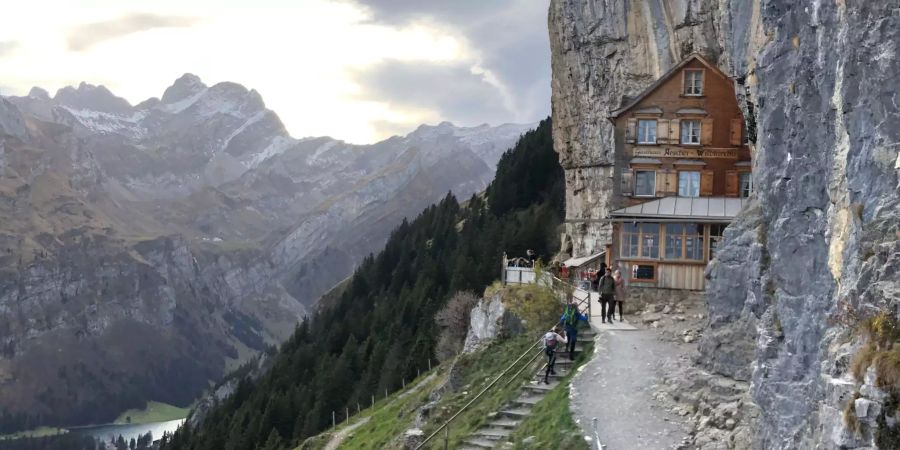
[0,0,551,143]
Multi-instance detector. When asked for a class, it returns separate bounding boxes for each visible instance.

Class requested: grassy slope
[114,401,190,425]
[303,331,593,450]
[510,379,588,449]
[509,335,592,450]
[418,336,541,449]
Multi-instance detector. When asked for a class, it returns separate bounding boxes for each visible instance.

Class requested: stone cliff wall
[549,0,899,448]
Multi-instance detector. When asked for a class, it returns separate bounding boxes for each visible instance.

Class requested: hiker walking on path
[560,301,588,360]
[542,326,568,384]
[612,268,627,322]
[598,267,616,323]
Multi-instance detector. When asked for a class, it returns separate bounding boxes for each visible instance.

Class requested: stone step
[535,371,567,381]
[474,427,512,440]
[486,418,521,429]
[523,381,560,393]
[499,407,531,419]
[462,437,496,448]
[536,365,569,375]
[513,395,545,406]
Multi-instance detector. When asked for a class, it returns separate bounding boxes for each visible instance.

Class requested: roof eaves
[609,53,731,119]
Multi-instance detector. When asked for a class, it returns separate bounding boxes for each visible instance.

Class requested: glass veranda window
[634,170,656,197]
[621,223,660,259]
[664,223,704,260]
[638,120,657,144]
[640,223,660,259]
[665,223,684,259]
[678,171,700,197]
[709,224,727,260]
[681,120,701,145]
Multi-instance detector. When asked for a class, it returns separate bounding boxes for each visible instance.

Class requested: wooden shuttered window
[669,119,681,144]
[725,170,739,197]
[656,120,670,145]
[655,169,667,196]
[700,170,714,196]
[701,118,714,145]
[621,168,634,196]
[625,118,637,143]
[664,170,678,195]
[730,118,743,146]
[653,168,677,196]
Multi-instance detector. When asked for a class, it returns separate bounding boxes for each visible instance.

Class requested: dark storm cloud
[355,60,510,125]
[0,41,19,58]
[341,0,551,131]
[67,13,198,52]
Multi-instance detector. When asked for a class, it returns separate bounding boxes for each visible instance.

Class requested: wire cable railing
[414,276,593,449]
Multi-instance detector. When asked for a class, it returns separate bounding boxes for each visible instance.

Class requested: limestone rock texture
[549,0,899,448]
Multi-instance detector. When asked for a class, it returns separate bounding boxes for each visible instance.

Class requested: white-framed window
[739,172,753,197]
[684,70,703,96]
[637,119,657,144]
[678,171,701,197]
[681,120,701,145]
[634,170,656,197]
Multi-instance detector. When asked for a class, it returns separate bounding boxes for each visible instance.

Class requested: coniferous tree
[163,118,562,450]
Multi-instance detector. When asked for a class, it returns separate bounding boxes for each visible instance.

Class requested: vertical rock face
[550,0,899,448]
[548,0,723,256]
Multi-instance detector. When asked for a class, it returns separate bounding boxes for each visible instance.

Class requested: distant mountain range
[0,75,535,430]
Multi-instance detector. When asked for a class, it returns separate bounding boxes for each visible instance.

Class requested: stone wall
[624,286,704,314]
[549,0,899,448]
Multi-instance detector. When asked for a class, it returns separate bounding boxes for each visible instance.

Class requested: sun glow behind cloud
[0,0,485,143]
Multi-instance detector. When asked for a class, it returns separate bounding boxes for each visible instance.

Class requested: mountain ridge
[0,75,537,431]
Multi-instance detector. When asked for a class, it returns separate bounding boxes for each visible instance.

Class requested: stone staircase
[460,328,596,449]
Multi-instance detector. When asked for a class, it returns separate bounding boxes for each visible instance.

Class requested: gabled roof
[609,54,731,119]
[611,196,748,222]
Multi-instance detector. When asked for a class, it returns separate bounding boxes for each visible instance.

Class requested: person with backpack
[598,267,616,323]
[542,326,568,384]
[559,301,588,361]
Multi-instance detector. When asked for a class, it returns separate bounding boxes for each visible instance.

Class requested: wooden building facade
[607,54,752,291]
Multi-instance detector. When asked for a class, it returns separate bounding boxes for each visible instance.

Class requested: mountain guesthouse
[608,54,752,291]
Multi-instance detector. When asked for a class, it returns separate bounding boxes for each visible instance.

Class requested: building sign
[632,146,738,159]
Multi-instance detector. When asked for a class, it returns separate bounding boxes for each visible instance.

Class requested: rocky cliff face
[0,78,534,429]
[549,0,899,448]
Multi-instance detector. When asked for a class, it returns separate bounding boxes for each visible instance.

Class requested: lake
[70,418,185,443]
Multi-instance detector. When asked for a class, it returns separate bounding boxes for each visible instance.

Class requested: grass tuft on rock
[843,391,862,436]
[851,343,877,381]
[873,347,900,391]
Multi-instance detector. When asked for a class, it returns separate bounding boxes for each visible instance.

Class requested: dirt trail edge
[323,372,436,450]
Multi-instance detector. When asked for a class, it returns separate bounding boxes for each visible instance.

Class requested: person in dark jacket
[559,301,589,360]
[598,267,616,323]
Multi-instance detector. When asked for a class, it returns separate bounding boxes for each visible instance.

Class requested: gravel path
[323,416,370,450]
[570,325,691,450]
